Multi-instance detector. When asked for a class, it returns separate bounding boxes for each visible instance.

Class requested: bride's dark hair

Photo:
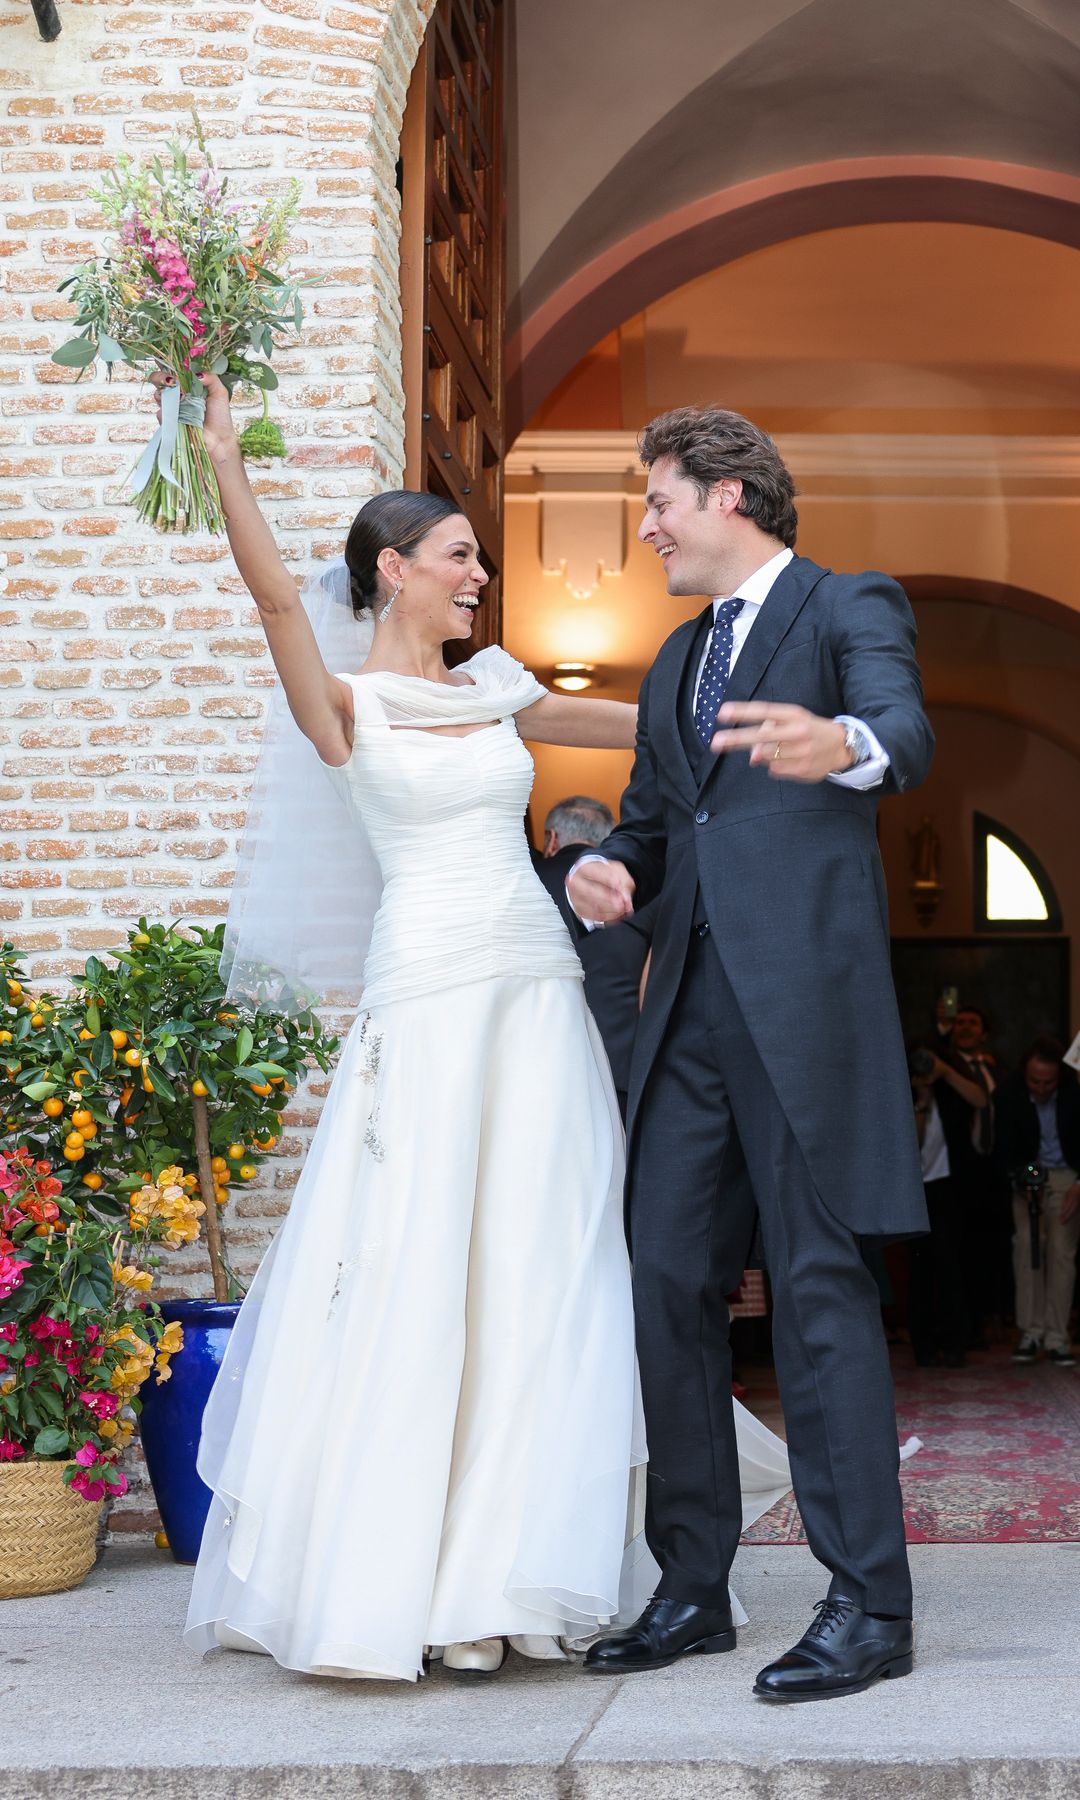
[344,490,464,618]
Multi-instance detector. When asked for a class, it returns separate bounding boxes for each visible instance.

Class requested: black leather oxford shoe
[754,1596,913,1702]
[585,1598,736,1674]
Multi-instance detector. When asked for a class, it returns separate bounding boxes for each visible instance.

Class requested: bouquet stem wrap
[129,383,224,535]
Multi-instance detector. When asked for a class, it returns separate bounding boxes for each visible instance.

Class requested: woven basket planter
[0,1459,103,1600]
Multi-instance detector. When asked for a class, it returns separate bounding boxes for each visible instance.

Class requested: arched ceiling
[528,222,1080,435]
[507,0,1080,331]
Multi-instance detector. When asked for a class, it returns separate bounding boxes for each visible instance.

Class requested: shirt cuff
[565,852,608,930]
[827,715,890,791]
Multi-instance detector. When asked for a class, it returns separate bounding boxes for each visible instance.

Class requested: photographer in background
[994,1038,1080,1368]
[908,1045,991,1368]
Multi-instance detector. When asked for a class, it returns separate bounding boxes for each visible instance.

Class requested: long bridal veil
[219,560,380,1014]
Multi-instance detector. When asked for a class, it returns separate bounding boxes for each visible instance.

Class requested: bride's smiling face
[378,516,489,642]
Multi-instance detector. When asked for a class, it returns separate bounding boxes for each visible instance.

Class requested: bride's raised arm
[166,372,353,765]
[515,691,637,750]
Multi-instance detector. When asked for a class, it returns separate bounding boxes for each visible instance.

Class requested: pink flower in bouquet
[79,1389,118,1421]
[0,1437,24,1462]
[0,1253,30,1300]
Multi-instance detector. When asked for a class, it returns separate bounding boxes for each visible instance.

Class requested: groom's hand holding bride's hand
[566,858,636,925]
[710,701,852,782]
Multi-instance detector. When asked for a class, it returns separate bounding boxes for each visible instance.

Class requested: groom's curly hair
[638,407,798,548]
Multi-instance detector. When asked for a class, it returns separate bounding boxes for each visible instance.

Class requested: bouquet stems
[131,419,224,535]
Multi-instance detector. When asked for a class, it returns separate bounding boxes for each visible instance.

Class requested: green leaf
[21,1079,58,1101]
[97,333,128,364]
[51,337,98,369]
[85,1001,101,1036]
[253,1061,290,1078]
[246,362,279,391]
[236,1025,253,1067]
[92,1031,113,1072]
[70,1266,114,1310]
[210,353,229,375]
[144,1062,175,1102]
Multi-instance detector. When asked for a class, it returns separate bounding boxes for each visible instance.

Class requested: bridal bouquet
[51,117,305,533]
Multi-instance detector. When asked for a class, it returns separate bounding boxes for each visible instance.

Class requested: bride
[179,371,791,1681]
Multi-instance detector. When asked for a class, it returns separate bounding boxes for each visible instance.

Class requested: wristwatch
[842,722,872,769]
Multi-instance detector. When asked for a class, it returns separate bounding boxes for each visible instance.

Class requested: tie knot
[715,597,745,628]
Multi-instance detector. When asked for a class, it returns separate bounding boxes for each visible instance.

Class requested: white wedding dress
[184,646,791,1681]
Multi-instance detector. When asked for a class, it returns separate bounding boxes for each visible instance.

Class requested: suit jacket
[599,553,934,1237]
[579,896,659,1097]
[532,844,587,942]
[994,1066,1080,1177]
[533,845,658,1096]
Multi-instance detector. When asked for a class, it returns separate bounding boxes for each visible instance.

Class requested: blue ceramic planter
[138,1298,240,1564]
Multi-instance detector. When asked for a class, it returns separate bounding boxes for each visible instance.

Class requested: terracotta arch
[505,157,1080,439]
[901,576,1080,639]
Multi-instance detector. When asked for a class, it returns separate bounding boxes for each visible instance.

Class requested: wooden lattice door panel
[400,0,505,652]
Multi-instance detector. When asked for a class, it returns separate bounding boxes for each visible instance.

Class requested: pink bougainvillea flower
[79,1389,118,1421]
[0,1253,30,1300]
[0,1436,24,1461]
[70,1471,108,1502]
[0,1322,16,1344]
[74,1441,99,1468]
[0,1156,17,1198]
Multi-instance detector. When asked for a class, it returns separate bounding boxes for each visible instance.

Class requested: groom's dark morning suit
[598,554,933,1619]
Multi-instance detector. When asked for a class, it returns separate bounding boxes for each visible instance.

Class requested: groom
[568,407,933,1702]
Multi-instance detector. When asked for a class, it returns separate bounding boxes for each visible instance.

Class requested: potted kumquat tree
[0,924,336,1565]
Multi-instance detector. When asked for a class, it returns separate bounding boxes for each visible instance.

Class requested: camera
[908,1046,936,1079]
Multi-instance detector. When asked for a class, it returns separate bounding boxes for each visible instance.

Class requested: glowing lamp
[552,662,596,692]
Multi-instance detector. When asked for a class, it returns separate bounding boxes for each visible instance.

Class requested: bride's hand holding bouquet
[52,117,305,535]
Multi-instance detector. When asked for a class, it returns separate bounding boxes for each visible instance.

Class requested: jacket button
[695,810,709,825]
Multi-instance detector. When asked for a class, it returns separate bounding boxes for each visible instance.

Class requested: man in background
[533,795,615,936]
[533,793,653,1120]
[995,1037,1080,1368]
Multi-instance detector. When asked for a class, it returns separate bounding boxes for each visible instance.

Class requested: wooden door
[400,0,505,651]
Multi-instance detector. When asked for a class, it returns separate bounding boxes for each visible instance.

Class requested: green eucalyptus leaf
[51,337,98,369]
[96,333,128,364]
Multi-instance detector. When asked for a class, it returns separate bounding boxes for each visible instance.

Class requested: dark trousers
[908,1177,966,1362]
[629,928,912,1619]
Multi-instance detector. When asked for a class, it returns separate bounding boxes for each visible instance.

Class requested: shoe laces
[807,1597,856,1641]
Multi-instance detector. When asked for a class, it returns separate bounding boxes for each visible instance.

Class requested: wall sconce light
[552,662,596,692]
[908,814,944,929]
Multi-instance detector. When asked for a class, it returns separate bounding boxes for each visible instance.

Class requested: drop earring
[378,585,400,624]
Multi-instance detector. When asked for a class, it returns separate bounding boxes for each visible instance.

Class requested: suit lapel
[697,555,825,796]
[657,606,712,806]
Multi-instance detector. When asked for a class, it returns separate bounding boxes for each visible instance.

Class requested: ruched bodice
[325,648,582,1008]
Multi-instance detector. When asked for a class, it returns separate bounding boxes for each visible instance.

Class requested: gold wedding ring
[773,742,783,761]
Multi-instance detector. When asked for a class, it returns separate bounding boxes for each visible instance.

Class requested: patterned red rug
[741,1357,1080,1545]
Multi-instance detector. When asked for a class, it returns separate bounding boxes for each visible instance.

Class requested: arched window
[974,813,1061,932]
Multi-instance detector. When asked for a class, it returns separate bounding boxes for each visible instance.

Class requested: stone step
[1,1544,1077,1800]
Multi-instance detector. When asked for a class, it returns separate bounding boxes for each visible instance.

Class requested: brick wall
[2,0,439,1532]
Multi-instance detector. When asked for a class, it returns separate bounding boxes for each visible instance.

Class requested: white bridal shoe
[442,1637,507,1676]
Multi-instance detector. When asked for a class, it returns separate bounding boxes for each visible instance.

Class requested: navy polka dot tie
[694,598,745,747]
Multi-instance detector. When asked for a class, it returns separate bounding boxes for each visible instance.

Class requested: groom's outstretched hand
[566,858,636,925]
[710,701,852,782]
